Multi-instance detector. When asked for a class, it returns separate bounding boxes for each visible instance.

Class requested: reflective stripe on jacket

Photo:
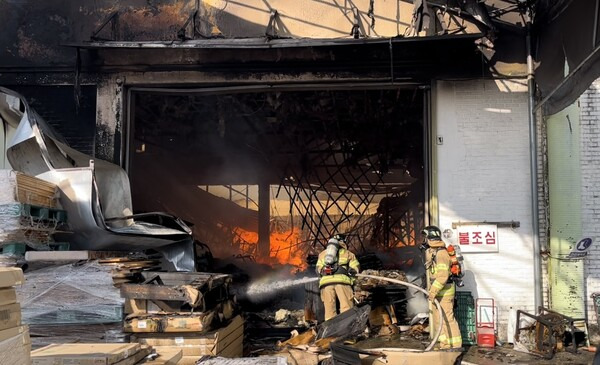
[316,248,360,287]
[429,248,455,297]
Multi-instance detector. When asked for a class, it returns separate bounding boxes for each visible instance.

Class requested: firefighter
[422,226,463,350]
[316,234,360,321]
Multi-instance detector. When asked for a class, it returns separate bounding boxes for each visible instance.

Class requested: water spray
[243,273,443,351]
[245,276,319,299]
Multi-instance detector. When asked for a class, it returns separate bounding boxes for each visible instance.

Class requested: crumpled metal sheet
[0,87,193,270]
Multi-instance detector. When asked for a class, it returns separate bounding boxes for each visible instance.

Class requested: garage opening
[128,85,427,269]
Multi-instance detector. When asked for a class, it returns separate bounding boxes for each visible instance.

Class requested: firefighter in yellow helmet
[422,226,463,350]
[315,234,361,321]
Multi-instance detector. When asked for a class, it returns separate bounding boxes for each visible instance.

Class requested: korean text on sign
[455,224,498,253]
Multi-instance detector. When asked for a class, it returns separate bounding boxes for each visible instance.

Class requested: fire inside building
[1,0,600,364]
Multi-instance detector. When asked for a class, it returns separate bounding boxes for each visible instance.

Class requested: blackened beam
[258,181,271,258]
[64,33,484,49]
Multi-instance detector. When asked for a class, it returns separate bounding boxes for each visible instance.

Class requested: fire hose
[355,273,443,352]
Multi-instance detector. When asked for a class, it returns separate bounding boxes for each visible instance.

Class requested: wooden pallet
[20,204,67,222]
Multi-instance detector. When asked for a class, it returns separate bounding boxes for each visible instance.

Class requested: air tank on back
[324,238,340,265]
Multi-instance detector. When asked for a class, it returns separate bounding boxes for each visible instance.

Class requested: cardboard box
[31,343,141,365]
[112,345,151,365]
[133,315,244,357]
[0,288,16,306]
[0,331,30,365]
[177,356,201,365]
[124,311,215,333]
[0,268,24,288]
[0,303,21,331]
[0,325,29,344]
[148,347,182,365]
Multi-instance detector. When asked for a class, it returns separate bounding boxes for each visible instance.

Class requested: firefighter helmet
[421,226,445,247]
[332,234,347,249]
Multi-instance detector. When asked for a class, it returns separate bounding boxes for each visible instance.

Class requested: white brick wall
[581,79,600,324]
[434,80,535,336]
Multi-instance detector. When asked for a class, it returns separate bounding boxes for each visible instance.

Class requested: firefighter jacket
[316,248,360,288]
[426,247,455,298]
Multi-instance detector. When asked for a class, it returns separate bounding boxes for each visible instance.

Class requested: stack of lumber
[31,343,183,365]
[99,256,163,287]
[123,272,242,363]
[0,170,59,209]
[14,172,59,208]
[0,170,65,251]
[0,267,31,364]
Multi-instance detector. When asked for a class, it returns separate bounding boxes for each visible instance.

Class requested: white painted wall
[581,79,600,324]
[434,79,534,336]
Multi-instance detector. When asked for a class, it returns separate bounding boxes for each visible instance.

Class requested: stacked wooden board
[0,169,65,253]
[31,343,183,365]
[122,272,242,363]
[0,267,31,364]
[14,172,59,209]
[0,170,59,209]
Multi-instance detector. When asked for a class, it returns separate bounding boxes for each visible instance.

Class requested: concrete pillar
[258,182,270,258]
[95,76,124,165]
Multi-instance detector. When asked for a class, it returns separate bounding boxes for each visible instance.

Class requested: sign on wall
[456,224,499,253]
[566,238,593,259]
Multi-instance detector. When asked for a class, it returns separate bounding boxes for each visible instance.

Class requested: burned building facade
[2,0,600,339]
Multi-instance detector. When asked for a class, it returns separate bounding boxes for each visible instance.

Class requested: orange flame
[234,227,306,269]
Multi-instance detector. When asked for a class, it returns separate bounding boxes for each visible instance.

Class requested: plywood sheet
[31,343,141,365]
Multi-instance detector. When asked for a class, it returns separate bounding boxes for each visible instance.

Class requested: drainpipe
[526,11,543,309]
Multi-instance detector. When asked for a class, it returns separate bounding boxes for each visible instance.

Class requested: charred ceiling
[0,0,530,84]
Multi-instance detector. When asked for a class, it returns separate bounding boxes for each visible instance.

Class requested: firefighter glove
[428,288,440,302]
[348,268,357,277]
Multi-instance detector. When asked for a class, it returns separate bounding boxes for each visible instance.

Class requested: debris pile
[514,307,587,359]
[0,267,30,364]
[99,255,163,287]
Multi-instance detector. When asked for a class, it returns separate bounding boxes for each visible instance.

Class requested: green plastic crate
[456,291,476,345]
[2,243,26,256]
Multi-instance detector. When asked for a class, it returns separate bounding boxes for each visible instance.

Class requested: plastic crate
[2,243,26,256]
[456,291,476,345]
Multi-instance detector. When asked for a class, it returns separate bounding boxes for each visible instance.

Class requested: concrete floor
[462,345,595,365]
